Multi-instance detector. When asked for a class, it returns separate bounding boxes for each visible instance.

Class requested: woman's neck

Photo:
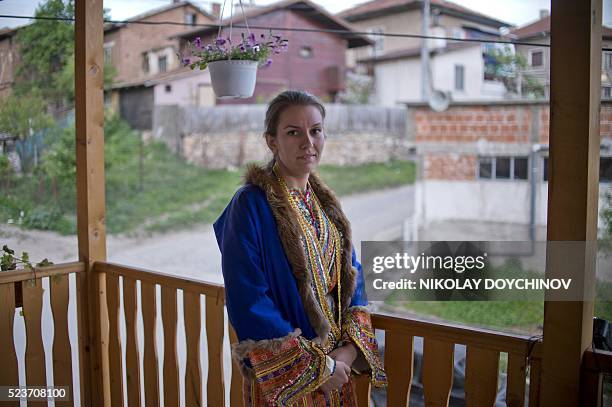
[275,160,309,191]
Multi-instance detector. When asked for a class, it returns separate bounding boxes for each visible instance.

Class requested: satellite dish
[428,89,451,112]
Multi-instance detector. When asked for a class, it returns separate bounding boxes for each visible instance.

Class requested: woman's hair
[264,90,326,136]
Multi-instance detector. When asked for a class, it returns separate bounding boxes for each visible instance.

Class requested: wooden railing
[0,261,86,406]
[1,261,547,406]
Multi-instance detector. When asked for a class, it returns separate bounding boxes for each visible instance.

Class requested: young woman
[214,90,386,406]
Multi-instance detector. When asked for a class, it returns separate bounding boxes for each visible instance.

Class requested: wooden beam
[542,0,602,405]
[75,0,108,405]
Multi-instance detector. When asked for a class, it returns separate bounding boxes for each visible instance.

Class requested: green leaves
[0,245,53,272]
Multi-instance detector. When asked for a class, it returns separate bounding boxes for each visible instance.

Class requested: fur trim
[244,161,357,343]
[232,328,302,380]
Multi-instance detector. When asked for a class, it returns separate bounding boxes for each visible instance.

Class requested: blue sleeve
[349,246,368,307]
[214,188,294,341]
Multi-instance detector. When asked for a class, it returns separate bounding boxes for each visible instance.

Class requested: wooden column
[542,0,602,405]
[75,0,109,405]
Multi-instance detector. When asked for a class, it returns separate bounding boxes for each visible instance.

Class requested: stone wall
[153,104,412,168]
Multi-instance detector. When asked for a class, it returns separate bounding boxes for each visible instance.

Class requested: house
[175,0,372,104]
[337,0,512,105]
[509,10,612,99]
[104,1,216,129]
[0,26,20,99]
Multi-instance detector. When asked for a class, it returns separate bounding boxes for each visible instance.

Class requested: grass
[1,127,416,236]
[383,260,612,335]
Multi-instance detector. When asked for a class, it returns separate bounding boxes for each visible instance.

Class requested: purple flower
[247,32,256,46]
[215,37,226,46]
[263,58,272,67]
[181,57,191,66]
[194,37,202,48]
[239,44,246,52]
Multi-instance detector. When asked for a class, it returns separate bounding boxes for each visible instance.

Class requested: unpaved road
[1,185,415,283]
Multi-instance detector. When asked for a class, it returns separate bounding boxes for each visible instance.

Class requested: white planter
[208,59,258,99]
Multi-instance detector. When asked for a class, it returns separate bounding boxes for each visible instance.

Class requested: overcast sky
[1,0,612,30]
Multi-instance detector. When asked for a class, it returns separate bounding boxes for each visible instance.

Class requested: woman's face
[266,104,325,178]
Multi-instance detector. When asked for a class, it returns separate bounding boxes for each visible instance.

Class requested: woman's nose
[301,133,314,148]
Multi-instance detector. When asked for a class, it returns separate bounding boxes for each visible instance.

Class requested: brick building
[411,101,612,239]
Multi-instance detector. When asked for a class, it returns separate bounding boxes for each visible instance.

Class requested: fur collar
[244,161,357,344]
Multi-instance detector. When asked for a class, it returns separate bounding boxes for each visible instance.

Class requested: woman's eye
[311,128,322,136]
[287,130,299,136]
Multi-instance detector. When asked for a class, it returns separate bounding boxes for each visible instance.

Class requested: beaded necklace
[273,163,343,350]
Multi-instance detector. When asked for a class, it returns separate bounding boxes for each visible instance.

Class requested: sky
[1,0,612,30]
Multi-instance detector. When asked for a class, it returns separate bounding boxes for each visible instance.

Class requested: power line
[3,13,612,52]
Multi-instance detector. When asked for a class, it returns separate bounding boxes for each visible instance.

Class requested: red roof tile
[512,15,612,40]
[338,0,508,27]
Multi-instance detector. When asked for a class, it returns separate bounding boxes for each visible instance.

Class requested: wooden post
[542,0,602,405]
[75,0,109,405]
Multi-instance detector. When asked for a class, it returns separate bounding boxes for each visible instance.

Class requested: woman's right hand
[319,360,351,397]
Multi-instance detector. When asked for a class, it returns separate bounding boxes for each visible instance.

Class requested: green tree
[14,0,75,109]
[484,45,545,98]
[0,90,53,141]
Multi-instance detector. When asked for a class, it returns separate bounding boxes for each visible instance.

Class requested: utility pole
[420,0,431,102]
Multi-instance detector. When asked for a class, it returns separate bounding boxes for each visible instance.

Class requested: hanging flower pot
[180,0,288,99]
[208,59,258,99]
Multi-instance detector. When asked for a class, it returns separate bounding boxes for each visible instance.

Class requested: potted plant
[1,245,52,308]
[182,31,288,99]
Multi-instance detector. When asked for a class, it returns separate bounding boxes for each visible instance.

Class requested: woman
[214,90,386,406]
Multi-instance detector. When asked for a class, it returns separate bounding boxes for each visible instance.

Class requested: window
[603,52,612,70]
[184,12,197,25]
[454,64,465,91]
[478,156,529,180]
[514,157,528,180]
[451,27,464,39]
[479,157,493,179]
[299,46,313,58]
[158,55,167,73]
[367,27,384,54]
[495,157,511,179]
[104,91,111,107]
[601,157,612,182]
[165,84,172,93]
[543,157,549,181]
[103,44,113,66]
[530,50,543,67]
[142,54,149,73]
[603,87,612,100]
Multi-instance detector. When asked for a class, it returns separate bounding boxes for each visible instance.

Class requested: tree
[484,45,545,99]
[0,90,53,141]
[338,72,374,104]
[14,0,75,110]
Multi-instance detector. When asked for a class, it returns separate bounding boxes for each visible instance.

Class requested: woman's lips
[300,153,317,162]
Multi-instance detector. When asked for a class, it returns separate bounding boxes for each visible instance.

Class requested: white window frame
[477,156,529,181]
[103,41,114,66]
[454,64,465,91]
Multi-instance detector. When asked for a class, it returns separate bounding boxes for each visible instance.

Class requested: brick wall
[414,101,612,180]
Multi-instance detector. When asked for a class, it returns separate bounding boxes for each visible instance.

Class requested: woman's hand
[319,360,351,397]
[329,342,358,367]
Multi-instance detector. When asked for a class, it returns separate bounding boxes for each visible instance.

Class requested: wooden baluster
[354,372,371,407]
[123,277,141,407]
[142,281,160,406]
[465,346,499,406]
[50,274,73,407]
[206,294,225,407]
[229,325,244,407]
[0,283,18,386]
[506,352,527,407]
[385,331,413,406]
[528,357,542,407]
[422,338,454,407]
[22,278,46,387]
[162,286,179,406]
[184,291,202,407]
[107,273,124,406]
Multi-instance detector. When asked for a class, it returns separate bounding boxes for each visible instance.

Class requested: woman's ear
[265,133,277,154]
